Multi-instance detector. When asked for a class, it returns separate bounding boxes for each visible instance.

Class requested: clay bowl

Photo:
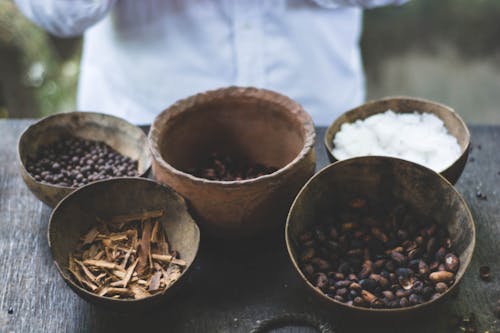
[149,86,316,238]
[286,156,475,320]
[18,112,151,207]
[49,177,200,311]
[324,97,470,184]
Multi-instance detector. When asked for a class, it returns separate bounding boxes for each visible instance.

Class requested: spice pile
[332,110,462,172]
[298,198,460,309]
[26,137,138,187]
[189,152,278,181]
[68,210,186,299]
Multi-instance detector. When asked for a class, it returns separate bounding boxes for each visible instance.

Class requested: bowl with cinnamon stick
[48,177,200,310]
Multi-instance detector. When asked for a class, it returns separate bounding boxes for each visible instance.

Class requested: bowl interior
[49,178,200,305]
[286,156,475,313]
[19,112,150,174]
[156,95,307,174]
[324,97,470,169]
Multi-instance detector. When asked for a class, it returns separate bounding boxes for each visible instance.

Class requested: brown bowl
[48,177,200,311]
[18,111,151,207]
[324,97,470,184]
[149,86,316,238]
[286,156,475,319]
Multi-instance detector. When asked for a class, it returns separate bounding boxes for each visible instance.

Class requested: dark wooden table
[1,120,499,333]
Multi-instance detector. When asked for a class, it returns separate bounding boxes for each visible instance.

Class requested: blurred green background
[0,0,499,123]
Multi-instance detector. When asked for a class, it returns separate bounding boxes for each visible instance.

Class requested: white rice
[332,110,462,172]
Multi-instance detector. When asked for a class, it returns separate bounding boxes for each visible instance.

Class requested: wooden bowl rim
[48,177,201,303]
[17,111,152,191]
[148,86,316,187]
[323,96,471,174]
[285,155,476,314]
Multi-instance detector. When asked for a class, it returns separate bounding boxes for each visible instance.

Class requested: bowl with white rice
[324,97,470,184]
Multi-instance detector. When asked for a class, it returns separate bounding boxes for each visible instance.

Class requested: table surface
[0,120,499,333]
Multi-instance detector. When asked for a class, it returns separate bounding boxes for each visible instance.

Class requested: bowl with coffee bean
[18,112,151,207]
[286,156,475,318]
[149,87,316,238]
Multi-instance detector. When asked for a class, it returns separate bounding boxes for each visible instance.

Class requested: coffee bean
[314,228,327,242]
[370,274,389,288]
[314,273,328,290]
[298,200,459,309]
[349,282,362,291]
[333,295,344,302]
[385,260,397,272]
[395,289,411,298]
[435,247,446,263]
[371,299,385,308]
[435,282,448,293]
[479,266,491,281]
[353,296,365,307]
[429,261,440,271]
[190,152,277,181]
[361,290,377,304]
[300,247,315,262]
[397,229,409,241]
[360,279,378,292]
[427,237,438,254]
[311,257,331,271]
[399,297,409,307]
[395,267,412,278]
[299,231,313,243]
[391,251,407,266]
[444,253,459,273]
[334,280,352,289]
[409,294,422,305]
[373,259,386,271]
[412,280,424,294]
[336,288,349,298]
[302,264,314,277]
[359,260,373,278]
[429,271,454,282]
[418,260,430,275]
[346,274,359,284]
[338,262,351,275]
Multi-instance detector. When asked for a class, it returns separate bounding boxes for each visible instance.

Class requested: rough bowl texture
[48,177,200,311]
[18,112,151,207]
[286,156,475,320]
[324,96,470,184]
[149,86,316,238]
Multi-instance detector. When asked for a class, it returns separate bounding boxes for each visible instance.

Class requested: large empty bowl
[149,86,316,238]
[49,177,200,311]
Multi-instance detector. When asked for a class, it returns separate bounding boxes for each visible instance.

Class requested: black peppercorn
[26,137,139,187]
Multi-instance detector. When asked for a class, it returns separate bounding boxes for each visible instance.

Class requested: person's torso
[79,0,364,125]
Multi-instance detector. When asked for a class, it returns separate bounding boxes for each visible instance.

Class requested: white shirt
[15,0,406,126]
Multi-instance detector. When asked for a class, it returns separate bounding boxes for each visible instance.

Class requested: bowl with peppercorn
[49,177,200,310]
[149,86,316,238]
[286,156,475,319]
[18,112,151,207]
[323,96,470,184]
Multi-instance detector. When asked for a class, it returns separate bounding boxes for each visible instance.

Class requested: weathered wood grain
[0,120,498,333]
